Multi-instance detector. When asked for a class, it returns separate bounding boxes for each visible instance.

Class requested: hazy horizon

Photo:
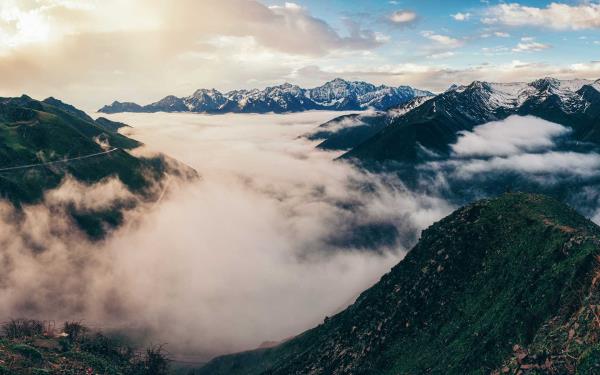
[2,0,600,111]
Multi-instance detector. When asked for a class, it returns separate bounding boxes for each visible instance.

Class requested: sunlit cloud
[388,10,418,25]
[452,12,471,21]
[483,2,600,30]
[0,2,52,48]
[421,31,464,48]
[0,0,598,111]
[293,60,600,93]
[512,37,552,52]
[452,116,570,157]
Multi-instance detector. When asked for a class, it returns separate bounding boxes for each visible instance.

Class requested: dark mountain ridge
[334,78,600,164]
[306,96,432,151]
[98,78,433,114]
[198,193,600,374]
[306,78,600,216]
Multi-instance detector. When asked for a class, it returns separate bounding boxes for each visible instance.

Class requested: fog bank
[0,111,451,360]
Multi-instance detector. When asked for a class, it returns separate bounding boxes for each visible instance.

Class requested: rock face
[198,193,600,375]
[97,79,433,114]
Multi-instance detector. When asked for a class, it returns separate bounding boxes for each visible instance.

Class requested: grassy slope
[0,96,196,238]
[199,193,600,375]
[0,321,168,375]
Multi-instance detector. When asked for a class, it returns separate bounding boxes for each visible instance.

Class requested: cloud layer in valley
[3,111,600,362]
[445,116,599,178]
[418,115,600,218]
[451,116,571,157]
[0,111,452,359]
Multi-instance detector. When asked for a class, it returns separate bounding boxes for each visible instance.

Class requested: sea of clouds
[418,115,600,218]
[0,111,451,360]
[2,111,600,361]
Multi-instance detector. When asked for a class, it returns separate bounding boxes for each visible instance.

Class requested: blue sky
[1,0,600,109]
[254,0,600,95]
[276,0,600,71]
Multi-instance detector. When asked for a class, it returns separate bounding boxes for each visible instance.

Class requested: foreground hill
[0,95,196,238]
[199,193,600,374]
[0,320,168,374]
[98,79,432,114]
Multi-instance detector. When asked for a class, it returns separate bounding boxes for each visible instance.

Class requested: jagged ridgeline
[312,78,600,163]
[306,78,600,212]
[0,95,197,238]
[98,79,433,114]
[199,193,600,374]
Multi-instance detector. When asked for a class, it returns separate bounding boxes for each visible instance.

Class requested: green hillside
[199,193,600,374]
[0,95,196,238]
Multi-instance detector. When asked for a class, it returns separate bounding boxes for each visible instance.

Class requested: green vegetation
[0,95,197,238]
[198,193,600,374]
[0,320,170,374]
[0,95,150,204]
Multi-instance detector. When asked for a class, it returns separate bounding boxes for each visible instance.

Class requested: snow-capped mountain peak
[99,79,434,114]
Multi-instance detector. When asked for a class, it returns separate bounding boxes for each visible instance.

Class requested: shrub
[80,333,125,361]
[12,343,43,364]
[130,345,170,375]
[143,345,170,374]
[63,321,87,342]
[2,319,44,339]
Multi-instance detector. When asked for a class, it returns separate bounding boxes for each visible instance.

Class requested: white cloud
[481,46,510,56]
[421,31,464,48]
[483,2,600,30]
[455,152,600,178]
[0,111,454,358]
[512,38,552,52]
[0,2,52,47]
[452,116,571,157]
[388,10,417,25]
[424,116,600,185]
[0,0,389,110]
[481,31,510,38]
[452,12,471,21]
[429,51,456,59]
[411,114,600,224]
[294,60,600,94]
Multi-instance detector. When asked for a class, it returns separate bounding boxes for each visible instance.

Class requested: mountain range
[98,79,433,114]
[310,78,600,162]
[198,193,600,374]
[307,77,600,220]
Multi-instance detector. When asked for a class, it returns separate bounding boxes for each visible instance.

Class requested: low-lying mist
[0,111,452,360]
[417,115,600,219]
